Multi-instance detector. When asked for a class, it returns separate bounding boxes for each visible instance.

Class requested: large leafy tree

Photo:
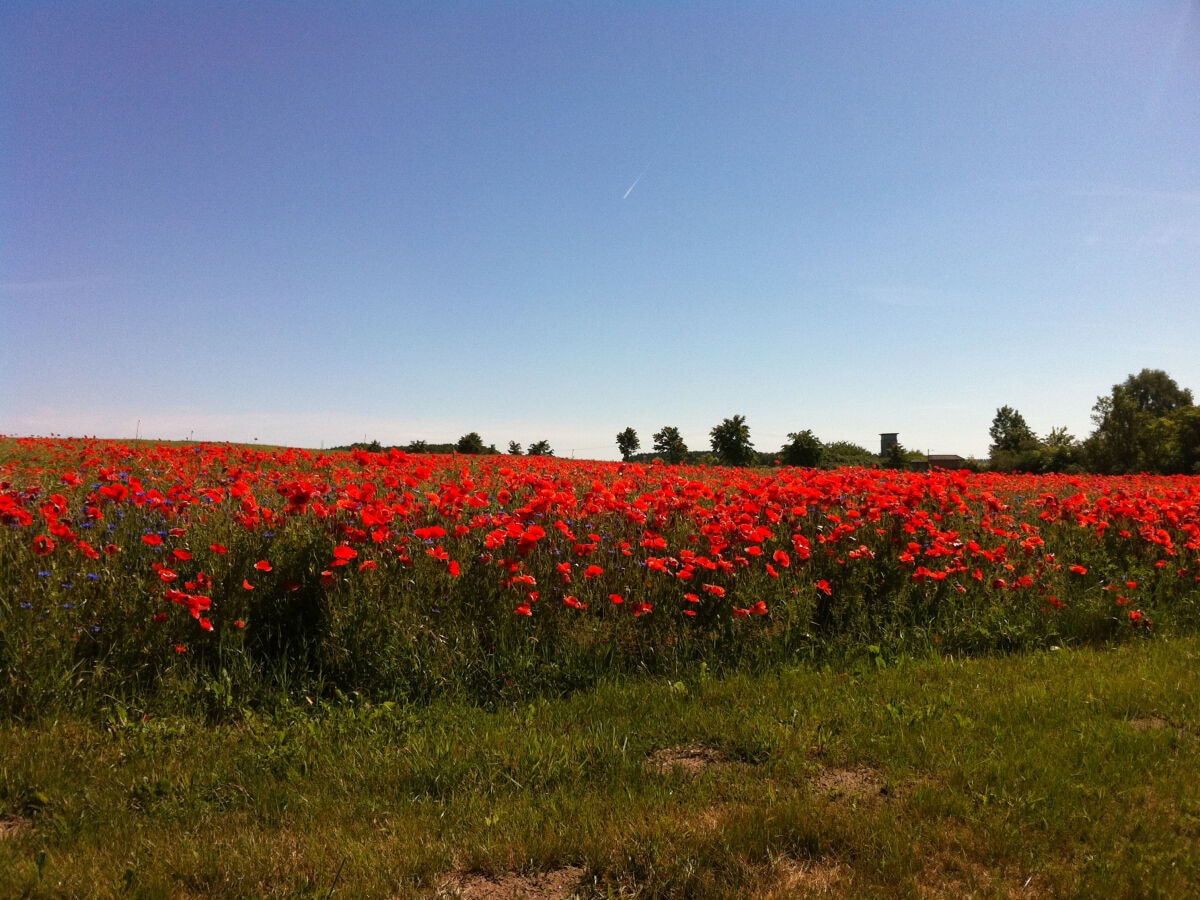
[455,432,486,454]
[507,441,523,455]
[710,414,755,467]
[1176,407,1200,475]
[988,406,1041,471]
[652,426,689,465]
[821,441,878,469]
[615,427,640,462]
[1036,426,1081,473]
[1085,369,1195,473]
[526,440,554,457]
[989,406,1037,454]
[780,430,823,467]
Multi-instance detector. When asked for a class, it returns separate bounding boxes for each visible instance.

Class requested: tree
[652,426,689,465]
[821,441,878,469]
[507,441,523,455]
[710,414,755,467]
[989,406,1037,455]
[780,430,824,467]
[988,406,1041,471]
[1117,368,1193,416]
[1084,369,1195,473]
[526,439,554,457]
[881,437,909,469]
[406,439,429,453]
[1035,427,1081,473]
[1176,407,1200,474]
[455,432,486,455]
[615,427,640,462]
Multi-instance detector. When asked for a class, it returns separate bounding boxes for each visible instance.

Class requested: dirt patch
[0,816,31,839]
[762,858,847,898]
[646,744,731,775]
[436,865,586,900]
[1130,715,1172,731]
[812,765,887,800]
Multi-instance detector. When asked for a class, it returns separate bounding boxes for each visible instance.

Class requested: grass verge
[2,635,1199,897]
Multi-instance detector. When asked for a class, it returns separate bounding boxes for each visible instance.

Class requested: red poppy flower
[254,560,272,572]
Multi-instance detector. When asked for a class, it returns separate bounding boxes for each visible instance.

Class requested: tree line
[987,368,1199,475]
[615,368,1197,474]
[334,368,1197,476]
[613,420,891,469]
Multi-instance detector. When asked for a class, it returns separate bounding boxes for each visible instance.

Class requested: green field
[2,636,1198,898]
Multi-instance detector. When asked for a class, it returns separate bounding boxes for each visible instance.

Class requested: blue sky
[3,2,1198,460]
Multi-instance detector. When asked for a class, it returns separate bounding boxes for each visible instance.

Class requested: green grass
[2,635,1198,898]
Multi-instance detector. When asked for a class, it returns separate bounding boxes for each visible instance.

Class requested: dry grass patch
[913,824,1047,900]
[761,858,848,898]
[917,861,1047,899]
[435,865,586,900]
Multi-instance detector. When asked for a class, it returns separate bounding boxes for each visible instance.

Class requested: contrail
[621,122,680,200]
[622,171,646,200]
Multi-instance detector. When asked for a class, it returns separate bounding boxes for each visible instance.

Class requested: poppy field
[3,436,1199,717]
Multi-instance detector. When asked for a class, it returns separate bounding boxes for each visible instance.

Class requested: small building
[911,454,967,471]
